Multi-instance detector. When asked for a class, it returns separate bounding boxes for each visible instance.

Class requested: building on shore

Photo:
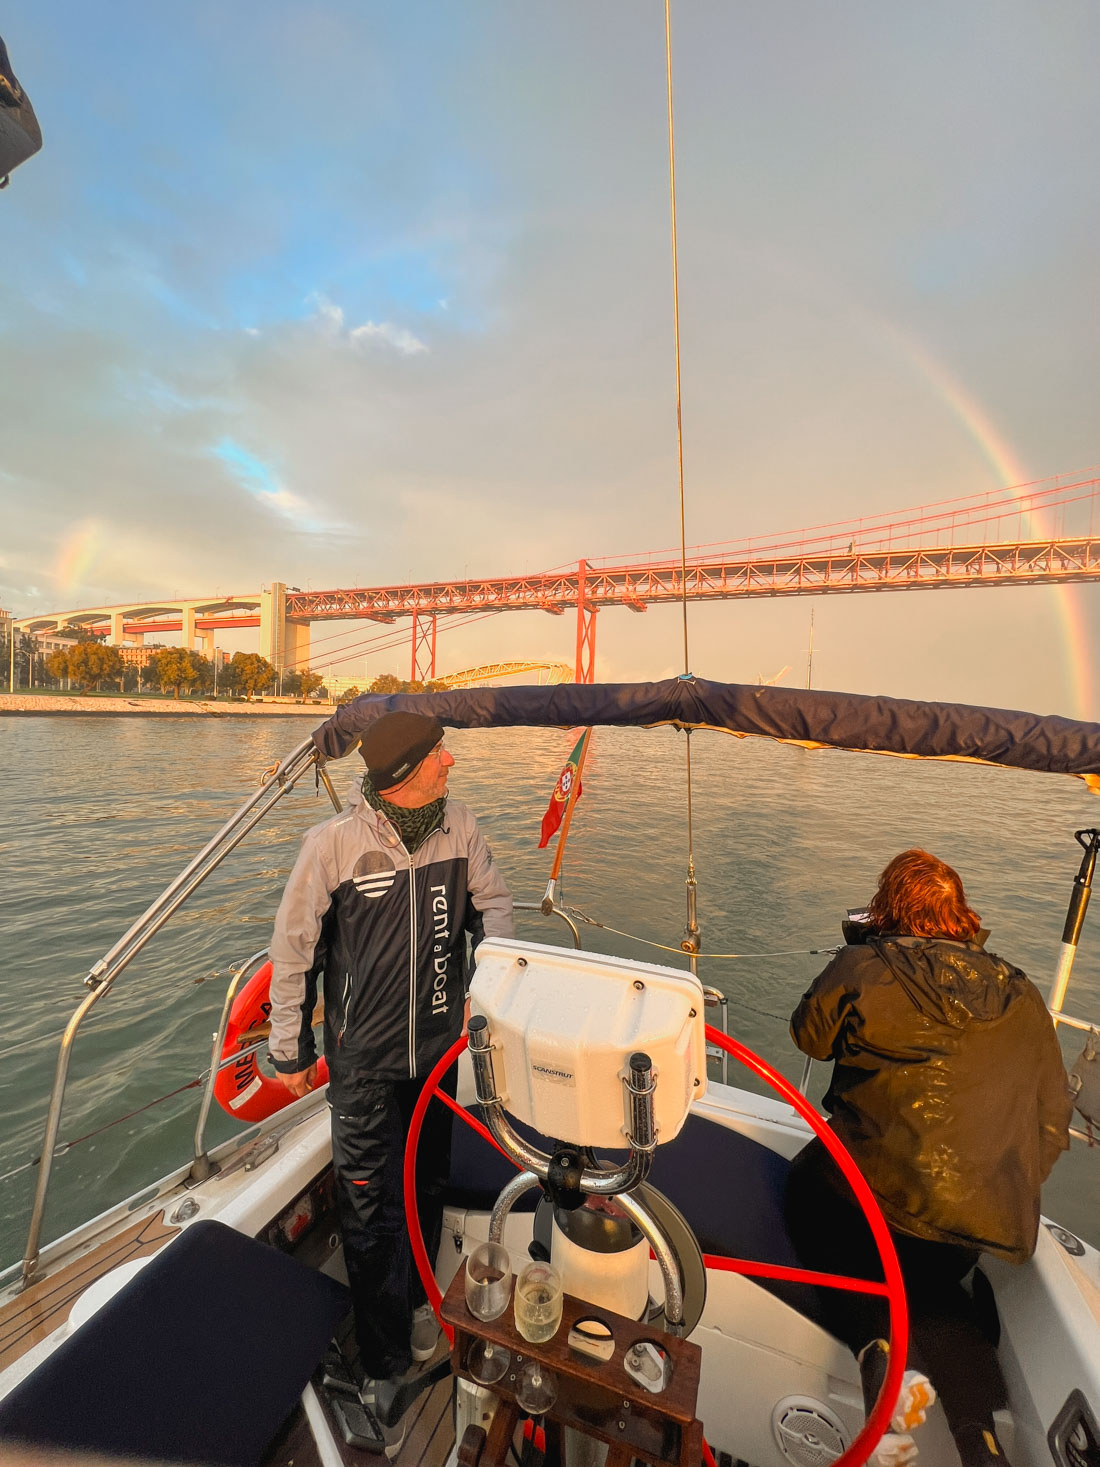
[117,644,167,670]
[34,630,80,655]
[322,675,366,700]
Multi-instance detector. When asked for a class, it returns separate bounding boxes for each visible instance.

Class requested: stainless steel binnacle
[625,1053,657,1154]
[488,1170,541,1244]
[613,1189,685,1331]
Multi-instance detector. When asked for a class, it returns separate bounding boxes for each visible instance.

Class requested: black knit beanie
[359,710,444,792]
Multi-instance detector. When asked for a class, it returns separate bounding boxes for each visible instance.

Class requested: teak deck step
[0,1210,177,1375]
[263,1340,456,1467]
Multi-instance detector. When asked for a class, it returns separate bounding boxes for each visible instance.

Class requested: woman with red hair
[786,849,1071,1467]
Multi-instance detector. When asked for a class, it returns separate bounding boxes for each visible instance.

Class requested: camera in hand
[842,908,874,945]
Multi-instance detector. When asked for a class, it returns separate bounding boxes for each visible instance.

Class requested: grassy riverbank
[0,691,338,716]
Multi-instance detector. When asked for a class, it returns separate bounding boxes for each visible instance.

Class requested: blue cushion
[0,1219,350,1466]
[647,1113,819,1318]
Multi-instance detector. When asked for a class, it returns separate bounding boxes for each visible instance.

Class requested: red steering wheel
[403,1025,908,1467]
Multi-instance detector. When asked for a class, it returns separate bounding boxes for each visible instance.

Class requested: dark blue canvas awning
[311,677,1100,786]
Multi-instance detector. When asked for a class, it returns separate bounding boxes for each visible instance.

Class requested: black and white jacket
[268,783,513,1101]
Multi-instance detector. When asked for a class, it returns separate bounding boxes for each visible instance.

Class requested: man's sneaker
[410,1302,441,1363]
[359,1376,407,1459]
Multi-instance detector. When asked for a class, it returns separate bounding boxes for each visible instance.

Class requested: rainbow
[54,521,102,600]
[891,331,1093,720]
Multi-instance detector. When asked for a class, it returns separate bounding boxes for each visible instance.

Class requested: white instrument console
[469,938,707,1150]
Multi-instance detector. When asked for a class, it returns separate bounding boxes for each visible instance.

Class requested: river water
[2,714,1098,1271]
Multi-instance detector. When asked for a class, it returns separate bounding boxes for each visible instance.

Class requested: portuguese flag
[538,729,590,849]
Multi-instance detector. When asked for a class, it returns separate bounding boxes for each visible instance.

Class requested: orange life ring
[213,960,329,1123]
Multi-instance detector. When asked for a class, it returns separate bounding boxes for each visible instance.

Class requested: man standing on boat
[266,710,513,1439]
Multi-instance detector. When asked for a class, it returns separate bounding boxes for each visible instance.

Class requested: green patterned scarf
[362,773,447,855]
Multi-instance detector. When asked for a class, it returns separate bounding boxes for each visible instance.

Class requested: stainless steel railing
[514,898,582,947]
[703,986,730,1085]
[190,947,273,1182]
[20,737,339,1288]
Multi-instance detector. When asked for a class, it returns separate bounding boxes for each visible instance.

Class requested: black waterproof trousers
[330,1069,456,1381]
[785,1140,1008,1442]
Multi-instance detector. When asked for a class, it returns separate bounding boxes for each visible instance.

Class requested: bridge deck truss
[284,539,1100,622]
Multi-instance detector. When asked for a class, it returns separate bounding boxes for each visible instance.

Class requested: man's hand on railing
[276,1063,319,1098]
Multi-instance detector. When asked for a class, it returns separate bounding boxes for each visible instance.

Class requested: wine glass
[517,1359,557,1415]
[464,1241,513,1321]
[467,1338,511,1385]
[513,1259,563,1344]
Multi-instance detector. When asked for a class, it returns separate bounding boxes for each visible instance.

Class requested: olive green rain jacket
[790,935,1072,1262]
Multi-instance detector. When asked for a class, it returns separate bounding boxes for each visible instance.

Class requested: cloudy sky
[2,2,1098,714]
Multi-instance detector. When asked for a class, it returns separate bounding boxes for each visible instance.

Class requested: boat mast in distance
[806,608,815,689]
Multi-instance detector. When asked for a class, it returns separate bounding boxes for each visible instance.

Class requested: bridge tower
[411,611,437,681]
[259,582,310,675]
[574,559,597,684]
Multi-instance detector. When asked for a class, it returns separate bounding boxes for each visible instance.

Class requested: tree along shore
[0,693,338,716]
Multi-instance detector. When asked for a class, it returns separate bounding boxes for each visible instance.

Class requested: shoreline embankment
[0,694,338,717]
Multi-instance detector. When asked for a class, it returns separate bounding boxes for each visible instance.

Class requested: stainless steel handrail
[484,1172,684,1331]
[20,738,336,1289]
[484,1172,684,1332]
[1053,1012,1098,1146]
[81,740,339,993]
[702,985,729,1085]
[514,899,582,948]
[1051,1010,1097,1035]
[190,947,271,1182]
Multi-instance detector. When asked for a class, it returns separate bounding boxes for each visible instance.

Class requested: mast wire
[560,901,839,963]
[0,1075,205,1186]
[664,0,701,966]
[666,0,690,678]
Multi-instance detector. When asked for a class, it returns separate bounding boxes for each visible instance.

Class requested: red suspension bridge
[17,469,1100,684]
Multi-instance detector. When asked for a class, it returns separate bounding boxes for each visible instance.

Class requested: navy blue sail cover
[312,677,1100,781]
